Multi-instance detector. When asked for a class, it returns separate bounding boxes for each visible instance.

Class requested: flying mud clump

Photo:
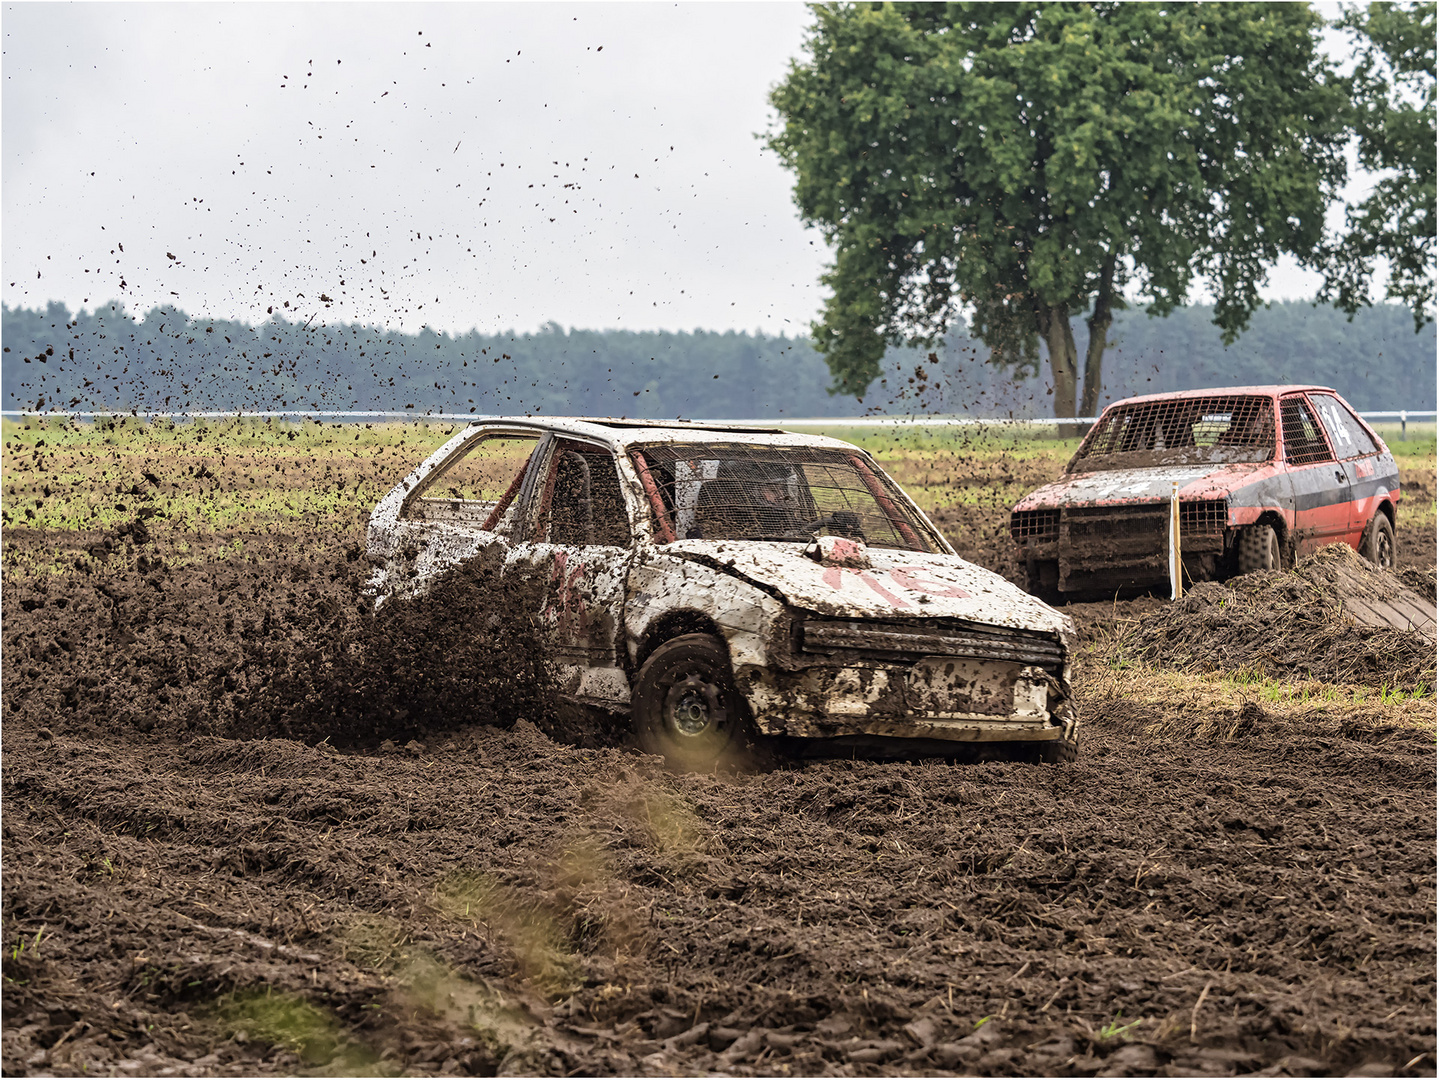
[1121,543,1437,693]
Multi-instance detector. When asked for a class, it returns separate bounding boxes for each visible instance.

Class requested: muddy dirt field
[3,497,1436,1076]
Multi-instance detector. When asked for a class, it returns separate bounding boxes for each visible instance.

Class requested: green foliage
[767,2,1349,412]
[217,990,378,1072]
[1095,299,1436,411]
[0,302,877,420]
[1321,1,1436,329]
[2,298,1432,421]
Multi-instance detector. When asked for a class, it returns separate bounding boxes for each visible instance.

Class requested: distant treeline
[2,300,1432,419]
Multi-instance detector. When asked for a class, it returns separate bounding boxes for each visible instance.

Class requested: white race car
[367,418,1077,769]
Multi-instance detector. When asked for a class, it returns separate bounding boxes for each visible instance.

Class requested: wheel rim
[664,673,726,739]
[1378,527,1394,568]
[1266,531,1280,569]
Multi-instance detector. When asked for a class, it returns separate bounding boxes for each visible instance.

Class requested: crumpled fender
[625,549,785,670]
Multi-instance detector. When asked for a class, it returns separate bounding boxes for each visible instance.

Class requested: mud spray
[2,525,562,748]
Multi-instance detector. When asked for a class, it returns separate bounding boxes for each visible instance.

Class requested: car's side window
[1279,397,1334,465]
[537,441,632,547]
[1308,394,1379,459]
[402,433,539,532]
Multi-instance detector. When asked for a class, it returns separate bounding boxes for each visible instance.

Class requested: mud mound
[1400,565,1437,605]
[1122,544,1437,692]
[5,509,1436,1076]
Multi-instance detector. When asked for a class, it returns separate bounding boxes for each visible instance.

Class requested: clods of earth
[3,520,1434,1077]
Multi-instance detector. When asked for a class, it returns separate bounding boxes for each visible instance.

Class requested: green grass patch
[216,989,381,1073]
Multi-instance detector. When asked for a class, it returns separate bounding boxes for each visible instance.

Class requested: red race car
[1011,385,1401,599]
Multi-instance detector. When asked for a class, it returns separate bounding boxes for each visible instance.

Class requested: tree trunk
[1039,304,1080,438]
[1081,251,1118,420]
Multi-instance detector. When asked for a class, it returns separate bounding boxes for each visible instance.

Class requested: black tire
[1236,523,1281,574]
[633,634,752,771]
[1024,559,1062,604]
[1361,513,1396,570]
[1000,728,1079,764]
[1037,729,1079,763]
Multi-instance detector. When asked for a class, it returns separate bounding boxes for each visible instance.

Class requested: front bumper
[1013,500,1227,593]
[734,619,1074,743]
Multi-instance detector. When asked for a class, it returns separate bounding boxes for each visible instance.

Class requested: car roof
[1101,385,1340,411]
[456,415,862,452]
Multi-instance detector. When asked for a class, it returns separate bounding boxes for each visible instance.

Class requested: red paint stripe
[480,449,533,532]
[534,449,560,543]
[632,451,676,544]
[848,454,924,550]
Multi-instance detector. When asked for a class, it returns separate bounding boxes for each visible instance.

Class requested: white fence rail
[2,408,1435,434]
[2,409,1434,422]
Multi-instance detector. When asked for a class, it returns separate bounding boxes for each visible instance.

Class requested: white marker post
[1169,480,1182,600]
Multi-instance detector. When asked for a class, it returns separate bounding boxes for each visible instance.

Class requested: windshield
[1068,395,1276,473]
[630,443,933,552]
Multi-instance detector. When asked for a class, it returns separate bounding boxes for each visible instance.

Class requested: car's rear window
[1069,395,1276,472]
[629,443,933,552]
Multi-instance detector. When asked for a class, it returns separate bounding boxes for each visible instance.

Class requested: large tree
[767,2,1348,419]
[1321,1,1436,331]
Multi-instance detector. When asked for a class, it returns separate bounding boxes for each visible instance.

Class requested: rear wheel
[633,634,752,771]
[1236,523,1281,574]
[1362,513,1396,570]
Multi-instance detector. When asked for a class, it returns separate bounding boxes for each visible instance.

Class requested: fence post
[1169,481,1183,601]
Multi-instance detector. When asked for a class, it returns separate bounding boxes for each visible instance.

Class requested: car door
[504,437,636,710]
[377,427,542,602]
[1308,392,1385,544]
[1278,393,1346,555]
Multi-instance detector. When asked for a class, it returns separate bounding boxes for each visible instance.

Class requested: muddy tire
[1361,513,1396,570]
[1236,523,1281,574]
[1000,728,1079,764]
[1036,730,1079,763]
[633,634,752,771]
[1024,559,1061,604]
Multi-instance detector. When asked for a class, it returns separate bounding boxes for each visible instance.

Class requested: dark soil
[1120,545,1436,693]
[3,523,1435,1077]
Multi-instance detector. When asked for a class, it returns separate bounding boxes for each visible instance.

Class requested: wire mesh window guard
[1280,397,1335,465]
[1072,396,1276,470]
[631,443,932,552]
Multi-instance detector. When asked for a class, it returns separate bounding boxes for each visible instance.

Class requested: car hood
[664,540,1074,643]
[1014,462,1270,510]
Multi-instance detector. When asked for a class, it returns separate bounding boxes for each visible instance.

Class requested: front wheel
[1361,513,1396,570]
[1236,523,1281,574]
[633,634,752,771]
[1037,729,1079,763]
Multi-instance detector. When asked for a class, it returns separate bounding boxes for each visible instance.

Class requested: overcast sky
[3,2,1345,337]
